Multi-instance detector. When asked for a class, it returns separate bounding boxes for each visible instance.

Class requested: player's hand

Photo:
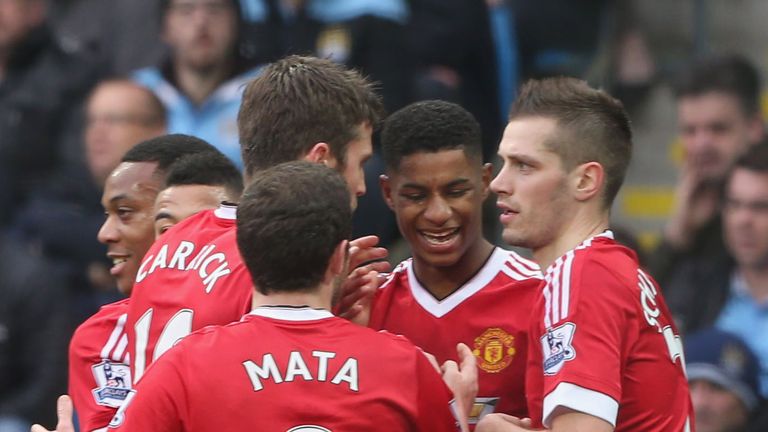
[441,343,478,432]
[476,413,537,431]
[348,235,389,270]
[336,266,385,325]
[31,395,75,432]
[336,237,390,326]
[664,163,720,249]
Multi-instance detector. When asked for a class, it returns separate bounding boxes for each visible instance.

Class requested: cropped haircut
[381,100,482,171]
[236,161,352,295]
[121,134,219,179]
[164,152,244,199]
[510,77,633,208]
[674,54,761,116]
[238,55,384,177]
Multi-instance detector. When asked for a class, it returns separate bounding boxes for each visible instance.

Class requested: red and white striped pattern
[100,312,129,364]
[542,231,614,328]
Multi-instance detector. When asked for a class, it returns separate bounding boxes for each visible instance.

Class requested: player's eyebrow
[155,211,174,222]
[108,193,130,205]
[444,178,471,188]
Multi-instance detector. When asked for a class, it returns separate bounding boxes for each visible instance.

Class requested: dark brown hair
[510,77,633,208]
[236,161,351,294]
[238,55,383,178]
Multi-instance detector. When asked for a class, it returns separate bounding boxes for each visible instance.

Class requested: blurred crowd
[2,0,768,431]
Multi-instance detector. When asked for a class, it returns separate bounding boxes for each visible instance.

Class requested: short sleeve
[536,258,636,427]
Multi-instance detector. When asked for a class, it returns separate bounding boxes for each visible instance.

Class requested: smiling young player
[369,101,542,427]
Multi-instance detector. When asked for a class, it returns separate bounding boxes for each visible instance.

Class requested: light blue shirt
[132,66,263,169]
[715,271,768,397]
[239,0,408,24]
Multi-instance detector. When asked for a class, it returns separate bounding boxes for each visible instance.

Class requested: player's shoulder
[366,327,424,356]
[494,247,543,283]
[552,233,641,298]
[577,235,638,279]
[75,299,129,332]
[378,258,412,291]
[163,206,235,238]
[70,299,130,354]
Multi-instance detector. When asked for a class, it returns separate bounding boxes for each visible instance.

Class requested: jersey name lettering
[135,241,232,293]
[242,351,359,392]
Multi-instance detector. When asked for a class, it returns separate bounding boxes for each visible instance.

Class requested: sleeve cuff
[542,382,618,428]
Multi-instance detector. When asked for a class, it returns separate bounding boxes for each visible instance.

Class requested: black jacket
[0,24,99,225]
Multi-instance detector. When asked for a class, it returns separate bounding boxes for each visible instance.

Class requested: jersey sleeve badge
[541,323,576,375]
[91,360,133,407]
[472,328,516,373]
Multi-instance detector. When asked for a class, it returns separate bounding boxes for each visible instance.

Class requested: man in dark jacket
[0,0,99,226]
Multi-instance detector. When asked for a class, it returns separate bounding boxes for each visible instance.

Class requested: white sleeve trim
[542,382,618,428]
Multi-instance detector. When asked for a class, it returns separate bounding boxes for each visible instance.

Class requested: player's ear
[379,174,396,211]
[328,239,349,278]
[480,162,493,199]
[305,143,331,166]
[572,161,604,202]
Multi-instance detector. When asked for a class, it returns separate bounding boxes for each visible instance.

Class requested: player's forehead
[391,149,478,187]
[499,118,562,166]
[102,162,161,207]
[155,184,224,206]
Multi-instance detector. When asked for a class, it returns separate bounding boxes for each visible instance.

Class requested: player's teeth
[423,229,459,244]
[112,258,128,265]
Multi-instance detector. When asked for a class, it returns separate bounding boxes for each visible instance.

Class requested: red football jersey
[526,231,694,431]
[69,299,133,432]
[369,247,542,425]
[126,205,253,383]
[109,306,459,432]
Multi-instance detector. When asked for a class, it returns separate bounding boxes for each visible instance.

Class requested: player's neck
[533,211,609,271]
[412,238,495,300]
[738,265,768,303]
[251,288,331,312]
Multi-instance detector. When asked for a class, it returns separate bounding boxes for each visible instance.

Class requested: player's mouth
[107,254,130,276]
[497,202,520,224]
[418,228,461,249]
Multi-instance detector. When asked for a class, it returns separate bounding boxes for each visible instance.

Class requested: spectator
[408,0,499,161]
[0,235,68,432]
[133,0,262,168]
[650,55,765,318]
[667,142,768,398]
[685,328,765,432]
[84,79,167,187]
[0,0,99,226]
[9,79,166,322]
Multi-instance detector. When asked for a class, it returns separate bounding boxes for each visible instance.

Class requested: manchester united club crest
[473,328,516,373]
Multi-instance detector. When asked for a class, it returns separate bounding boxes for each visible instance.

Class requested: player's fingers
[441,359,458,375]
[348,236,388,269]
[488,413,528,425]
[349,235,380,249]
[56,395,75,432]
[339,271,376,305]
[338,303,362,320]
[367,260,391,274]
[422,351,441,374]
[350,248,388,269]
[30,425,50,432]
[456,343,474,368]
